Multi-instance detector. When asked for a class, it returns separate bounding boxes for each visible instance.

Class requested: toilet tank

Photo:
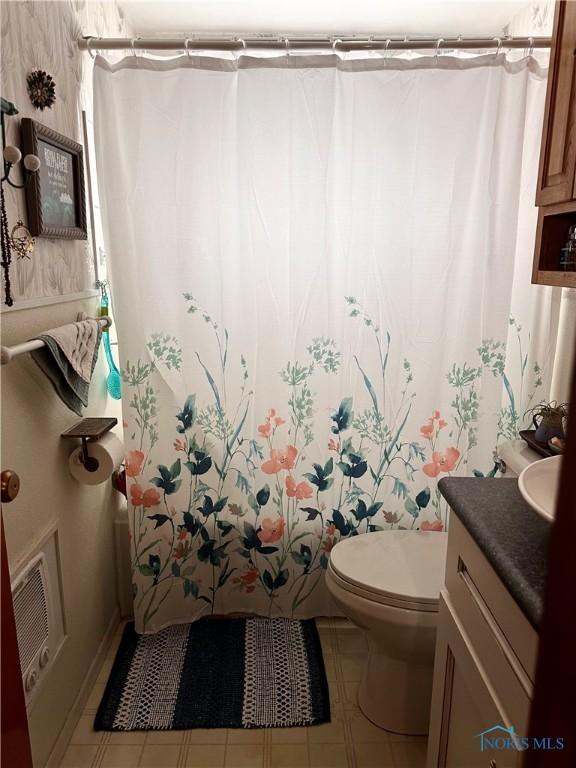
[496,440,541,478]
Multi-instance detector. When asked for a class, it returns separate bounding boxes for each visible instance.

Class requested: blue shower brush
[99,286,122,400]
[103,330,122,400]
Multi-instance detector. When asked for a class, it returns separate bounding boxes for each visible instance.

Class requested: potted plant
[526,401,568,443]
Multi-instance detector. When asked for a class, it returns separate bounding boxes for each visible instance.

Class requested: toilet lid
[329,530,448,608]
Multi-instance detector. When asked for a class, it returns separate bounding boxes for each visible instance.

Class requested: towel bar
[0,313,112,365]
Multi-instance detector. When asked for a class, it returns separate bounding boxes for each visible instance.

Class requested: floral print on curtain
[123,296,544,632]
[93,53,556,634]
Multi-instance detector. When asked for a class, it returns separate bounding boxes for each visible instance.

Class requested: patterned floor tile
[144,730,186,745]
[309,742,349,767]
[69,716,103,746]
[307,717,346,744]
[138,744,180,767]
[61,620,432,768]
[108,732,147,745]
[355,741,395,767]
[339,656,364,682]
[84,683,106,713]
[336,629,368,655]
[60,745,99,768]
[391,739,428,767]
[270,743,309,768]
[187,728,228,744]
[224,744,265,768]
[100,744,143,768]
[227,728,265,744]
[269,727,308,744]
[185,744,226,767]
[348,712,391,743]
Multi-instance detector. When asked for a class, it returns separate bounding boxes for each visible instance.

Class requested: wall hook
[1,98,40,190]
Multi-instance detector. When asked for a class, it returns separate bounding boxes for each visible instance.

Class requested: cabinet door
[427,594,523,768]
[536,1,576,205]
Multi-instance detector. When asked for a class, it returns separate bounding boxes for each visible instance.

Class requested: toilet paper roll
[68,432,125,486]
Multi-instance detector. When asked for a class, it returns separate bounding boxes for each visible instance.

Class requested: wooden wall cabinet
[533,1,576,288]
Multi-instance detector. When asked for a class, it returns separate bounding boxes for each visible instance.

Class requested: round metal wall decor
[10,220,35,260]
[26,70,56,110]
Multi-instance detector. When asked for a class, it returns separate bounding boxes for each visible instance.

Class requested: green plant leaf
[354,356,379,417]
[185,452,212,476]
[274,569,289,590]
[195,352,223,414]
[256,484,270,506]
[149,554,161,584]
[405,497,419,517]
[332,509,351,536]
[331,397,353,434]
[262,570,274,591]
[150,464,181,495]
[415,487,431,509]
[217,520,234,536]
[198,495,215,517]
[300,507,320,521]
[353,499,368,521]
[176,395,196,433]
[148,514,170,529]
[213,496,229,514]
[182,511,201,535]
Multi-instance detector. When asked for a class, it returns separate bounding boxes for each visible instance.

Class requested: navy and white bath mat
[95,617,330,730]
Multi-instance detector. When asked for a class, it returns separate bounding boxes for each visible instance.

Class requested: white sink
[518,455,562,522]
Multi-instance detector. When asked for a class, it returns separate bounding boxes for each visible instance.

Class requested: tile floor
[60,619,427,768]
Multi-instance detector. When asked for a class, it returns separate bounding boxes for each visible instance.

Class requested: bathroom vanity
[426,478,550,768]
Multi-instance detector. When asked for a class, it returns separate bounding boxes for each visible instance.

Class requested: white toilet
[326,530,448,735]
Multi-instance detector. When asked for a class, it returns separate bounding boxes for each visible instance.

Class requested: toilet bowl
[326,530,448,735]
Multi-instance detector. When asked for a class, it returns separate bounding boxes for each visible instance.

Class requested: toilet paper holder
[61,417,118,473]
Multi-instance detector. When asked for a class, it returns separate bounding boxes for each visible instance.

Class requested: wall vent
[11,543,64,705]
[13,559,49,673]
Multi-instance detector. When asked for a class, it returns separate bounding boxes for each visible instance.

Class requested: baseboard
[45,607,120,768]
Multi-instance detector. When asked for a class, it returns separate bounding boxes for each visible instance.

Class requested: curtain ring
[283,37,290,57]
[332,38,342,55]
[493,37,502,56]
[528,36,534,56]
[86,36,96,60]
[131,37,141,57]
[435,38,444,58]
[232,37,245,61]
[184,38,192,58]
[384,38,391,58]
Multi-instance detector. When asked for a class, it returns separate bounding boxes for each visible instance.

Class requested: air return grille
[13,559,49,673]
[11,551,59,704]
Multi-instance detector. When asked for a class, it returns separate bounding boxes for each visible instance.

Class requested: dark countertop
[438,477,551,629]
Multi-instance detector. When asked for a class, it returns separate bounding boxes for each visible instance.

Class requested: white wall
[1,3,130,766]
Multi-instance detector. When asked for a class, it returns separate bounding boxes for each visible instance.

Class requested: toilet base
[358,645,433,735]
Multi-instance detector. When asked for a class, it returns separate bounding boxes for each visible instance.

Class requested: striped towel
[31,320,102,415]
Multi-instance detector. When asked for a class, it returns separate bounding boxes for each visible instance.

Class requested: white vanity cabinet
[427,516,539,768]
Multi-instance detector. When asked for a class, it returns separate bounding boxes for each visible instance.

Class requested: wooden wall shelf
[532,1,576,289]
[533,200,576,286]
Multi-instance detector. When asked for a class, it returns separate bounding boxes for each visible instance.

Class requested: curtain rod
[79,35,551,54]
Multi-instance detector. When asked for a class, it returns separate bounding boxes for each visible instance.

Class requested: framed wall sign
[21,118,87,239]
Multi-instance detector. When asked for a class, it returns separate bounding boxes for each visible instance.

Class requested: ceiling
[118,0,537,38]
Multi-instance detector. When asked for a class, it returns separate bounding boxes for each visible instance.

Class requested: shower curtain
[94,53,559,633]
